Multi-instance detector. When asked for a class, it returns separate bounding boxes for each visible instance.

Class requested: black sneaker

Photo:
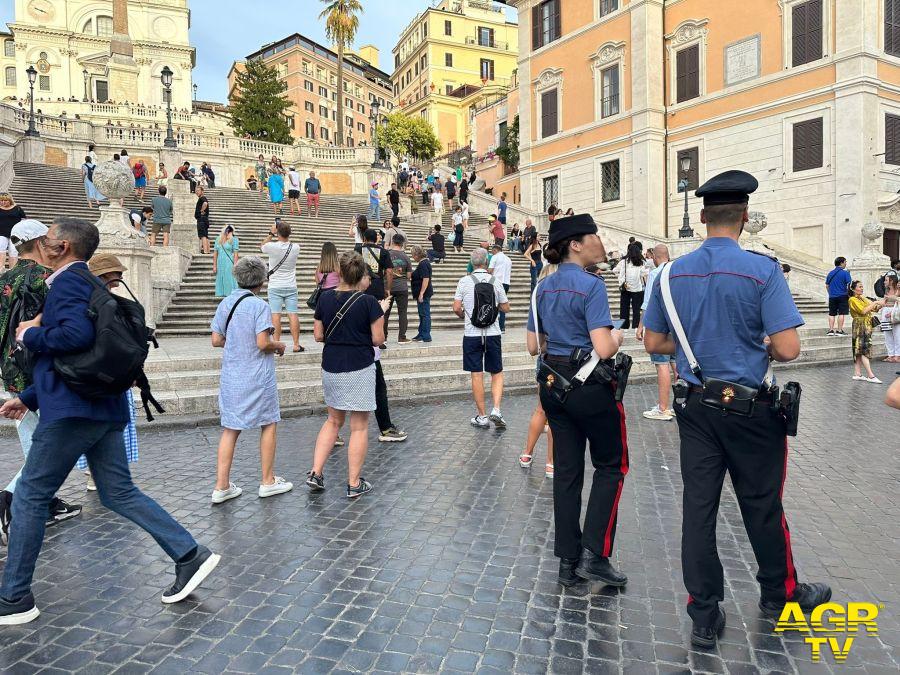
[0,490,12,546]
[758,582,832,618]
[161,545,221,604]
[306,471,325,491]
[558,557,582,587]
[45,497,82,527]
[836,330,848,336]
[347,477,373,499]
[826,329,836,336]
[574,549,627,587]
[0,592,40,625]
[378,427,408,442]
[691,607,726,649]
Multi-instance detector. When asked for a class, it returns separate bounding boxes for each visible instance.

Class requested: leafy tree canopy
[377,113,442,161]
[229,59,293,145]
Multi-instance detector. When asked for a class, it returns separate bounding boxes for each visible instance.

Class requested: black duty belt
[687,385,776,405]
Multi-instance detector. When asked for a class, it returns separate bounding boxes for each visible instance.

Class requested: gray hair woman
[209,256,293,504]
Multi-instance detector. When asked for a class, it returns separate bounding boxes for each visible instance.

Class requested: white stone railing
[0,103,93,141]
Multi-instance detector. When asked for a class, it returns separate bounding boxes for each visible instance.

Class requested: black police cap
[695,170,758,206]
[548,213,597,247]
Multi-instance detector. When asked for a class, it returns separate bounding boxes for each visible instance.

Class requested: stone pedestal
[150,246,192,325]
[107,55,140,105]
[850,222,891,295]
[742,211,768,252]
[14,136,45,163]
[165,178,197,251]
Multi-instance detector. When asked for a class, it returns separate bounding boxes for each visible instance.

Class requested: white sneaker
[85,471,96,492]
[259,476,293,498]
[643,405,675,421]
[489,409,507,429]
[852,375,865,381]
[864,376,882,384]
[211,483,242,504]
[470,415,490,429]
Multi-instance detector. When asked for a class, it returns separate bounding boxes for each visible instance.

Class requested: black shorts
[463,335,503,374]
[196,218,209,239]
[828,296,849,316]
[288,189,300,199]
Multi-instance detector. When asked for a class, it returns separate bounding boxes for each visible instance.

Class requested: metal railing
[465,37,509,50]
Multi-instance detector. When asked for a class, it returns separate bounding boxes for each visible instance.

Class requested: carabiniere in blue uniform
[527,214,632,591]
[642,170,831,649]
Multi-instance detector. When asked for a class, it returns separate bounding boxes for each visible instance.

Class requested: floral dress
[849,295,874,358]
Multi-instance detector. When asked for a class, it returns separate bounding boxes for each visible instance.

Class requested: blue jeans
[369,202,380,221]
[530,260,543,291]
[1,418,197,601]
[416,298,432,342]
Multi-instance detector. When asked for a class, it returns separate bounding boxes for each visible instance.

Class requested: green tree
[495,115,519,170]
[320,0,363,147]
[229,59,293,145]
[377,113,442,161]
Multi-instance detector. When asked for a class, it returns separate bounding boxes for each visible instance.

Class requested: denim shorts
[268,287,298,313]
[463,335,503,374]
[650,353,676,365]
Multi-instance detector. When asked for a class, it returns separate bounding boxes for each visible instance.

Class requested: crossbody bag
[325,292,364,342]
[267,243,293,279]
[223,292,253,337]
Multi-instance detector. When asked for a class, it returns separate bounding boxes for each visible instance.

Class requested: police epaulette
[747,249,779,264]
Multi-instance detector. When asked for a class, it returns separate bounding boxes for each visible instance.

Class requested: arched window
[5,67,16,87]
[82,19,92,34]
[97,16,113,37]
[39,51,48,61]
[3,40,14,58]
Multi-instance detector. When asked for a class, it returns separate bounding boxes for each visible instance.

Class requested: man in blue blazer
[0,218,220,625]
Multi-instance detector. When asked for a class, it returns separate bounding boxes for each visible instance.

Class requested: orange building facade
[503,0,900,261]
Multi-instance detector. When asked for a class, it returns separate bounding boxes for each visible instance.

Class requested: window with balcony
[675,44,700,103]
[445,53,453,67]
[791,0,823,67]
[478,27,495,48]
[601,65,619,118]
[601,159,620,202]
[792,117,824,171]
[445,20,452,36]
[480,59,495,81]
[543,176,559,211]
[532,0,561,50]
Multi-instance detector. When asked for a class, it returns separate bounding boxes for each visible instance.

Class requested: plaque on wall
[725,35,760,86]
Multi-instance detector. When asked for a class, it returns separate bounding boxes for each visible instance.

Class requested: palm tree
[319,0,363,147]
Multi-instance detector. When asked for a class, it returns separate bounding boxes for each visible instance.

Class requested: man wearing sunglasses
[0,220,82,547]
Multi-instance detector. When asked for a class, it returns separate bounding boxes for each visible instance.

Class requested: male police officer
[643,170,830,649]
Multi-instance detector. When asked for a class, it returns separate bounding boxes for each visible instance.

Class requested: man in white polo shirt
[488,243,513,333]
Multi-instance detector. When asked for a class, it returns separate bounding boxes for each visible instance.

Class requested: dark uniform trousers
[540,375,628,560]
[677,395,799,626]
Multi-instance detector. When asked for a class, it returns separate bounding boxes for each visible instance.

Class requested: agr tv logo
[774,602,881,662]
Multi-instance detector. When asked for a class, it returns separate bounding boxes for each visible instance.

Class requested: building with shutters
[503,0,900,262]
[229,36,394,146]
[391,0,518,154]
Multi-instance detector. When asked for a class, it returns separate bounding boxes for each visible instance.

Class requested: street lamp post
[678,154,694,239]
[25,66,39,137]
[161,66,177,148]
[82,69,89,102]
[369,99,381,168]
[381,116,391,169]
[192,83,198,101]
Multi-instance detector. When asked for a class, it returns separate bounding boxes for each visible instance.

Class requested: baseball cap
[10,219,49,245]
[88,253,128,277]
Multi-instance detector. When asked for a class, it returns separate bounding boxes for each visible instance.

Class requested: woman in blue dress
[268,171,285,215]
[81,155,105,208]
[213,225,239,298]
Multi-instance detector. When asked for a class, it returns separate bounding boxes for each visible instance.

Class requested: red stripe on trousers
[779,438,797,600]
[602,399,630,557]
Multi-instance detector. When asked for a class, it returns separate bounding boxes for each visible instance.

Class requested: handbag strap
[224,292,253,336]
[267,243,293,278]
[660,262,773,387]
[325,291,364,342]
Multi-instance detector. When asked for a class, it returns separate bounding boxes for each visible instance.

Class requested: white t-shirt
[452,213,463,228]
[615,259,646,293]
[454,270,508,337]
[261,240,300,290]
[488,251,512,285]
[431,192,444,209]
[288,171,300,190]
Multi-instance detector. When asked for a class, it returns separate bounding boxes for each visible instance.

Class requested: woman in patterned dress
[209,257,293,504]
[848,279,884,383]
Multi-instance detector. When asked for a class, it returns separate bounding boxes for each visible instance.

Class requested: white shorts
[0,236,18,256]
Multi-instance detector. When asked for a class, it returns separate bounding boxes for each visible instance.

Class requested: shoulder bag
[223,292,254,337]
[325,291,364,342]
[267,243,293,279]
[306,275,326,311]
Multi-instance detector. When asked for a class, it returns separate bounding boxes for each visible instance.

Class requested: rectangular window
[676,44,700,103]
[422,21,428,37]
[97,16,113,37]
[887,114,900,165]
[38,75,50,91]
[478,27,495,47]
[532,0,561,50]
[888,0,900,57]
[444,20,452,36]
[792,0,823,67]
[498,120,508,147]
[321,127,330,141]
[394,54,400,67]
[358,122,366,133]
[677,147,700,191]
[542,175,559,211]
[792,117,824,171]
[445,84,454,95]
[414,63,419,76]
[319,85,328,97]
[346,96,353,107]
[304,80,314,92]
[3,40,14,58]
[445,53,453,67]
[601,65,619,118]
[319,105,328,117]
[332,110,336,121]
[5,67,15,87]
[600,0,619,17]
[540,88,558,138]
[480,59,495,81]
[358,103,365,114]
[287,116,295,130]
[421,55,427,69]
[601,159,621,203]
[304,101,314,112]
[305,121,315,138]
[346,115,353,127]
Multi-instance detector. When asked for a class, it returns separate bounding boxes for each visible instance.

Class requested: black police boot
[558,557,582,587]
[574,549,627,587]
[759,582,832,617]
[691,607,726,649]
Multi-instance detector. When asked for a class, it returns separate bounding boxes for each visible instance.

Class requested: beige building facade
[505,0,900,262]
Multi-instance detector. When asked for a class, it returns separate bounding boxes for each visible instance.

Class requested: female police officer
[526,213,628,589]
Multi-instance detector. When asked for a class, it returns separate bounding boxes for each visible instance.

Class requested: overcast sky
[0,0,517,102]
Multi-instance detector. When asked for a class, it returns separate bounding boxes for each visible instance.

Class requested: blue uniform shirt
[527,263,613,356]
[642,238,803,387]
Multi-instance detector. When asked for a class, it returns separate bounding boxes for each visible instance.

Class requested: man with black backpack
[0,219,82,545]
[0,218,219,626]
[453,247,510,430]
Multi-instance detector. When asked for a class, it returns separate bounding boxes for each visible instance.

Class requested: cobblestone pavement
[0,363,897,674]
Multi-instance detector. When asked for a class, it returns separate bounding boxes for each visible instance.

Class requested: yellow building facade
[506,0,900,262]
[392,0,518,153]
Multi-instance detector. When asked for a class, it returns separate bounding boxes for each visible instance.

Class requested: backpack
[52,268,165,421]
[83,163,95,181]
[469,274,499,329]
[362,245,385,279]
[133,164,145,178]
[875,273,887,298]
[0,265,46,393]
